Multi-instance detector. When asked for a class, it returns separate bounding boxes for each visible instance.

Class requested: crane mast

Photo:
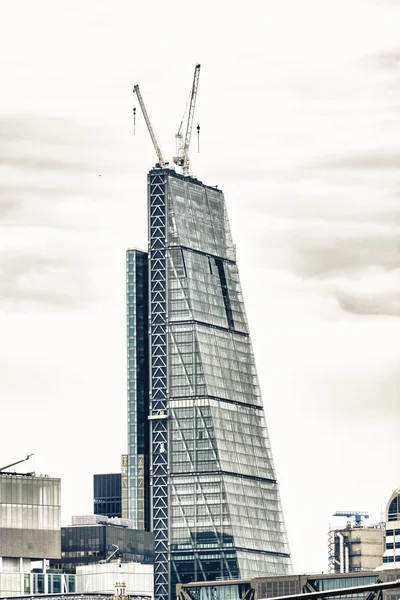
[133,84,165,168]
[173,63,201,176]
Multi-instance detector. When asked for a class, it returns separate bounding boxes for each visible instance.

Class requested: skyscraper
[127,167,292,600]
[127,248,150,530]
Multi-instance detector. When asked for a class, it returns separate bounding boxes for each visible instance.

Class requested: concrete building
[382,489,400,567]
[127,167,292,600]
[75,562,153,596]
[0,472,61,596]
[328,524,383,573]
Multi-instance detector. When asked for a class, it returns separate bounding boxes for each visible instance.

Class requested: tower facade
[127,248,150,530]
[129,167,292,600]
[148,168,291,600]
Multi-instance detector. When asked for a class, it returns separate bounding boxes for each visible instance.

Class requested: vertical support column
[19,557,24,595]
[121,454,128,520]
[42,559,48,594]
[149,171,169,600]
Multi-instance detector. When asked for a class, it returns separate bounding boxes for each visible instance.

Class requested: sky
[0,0,399,575]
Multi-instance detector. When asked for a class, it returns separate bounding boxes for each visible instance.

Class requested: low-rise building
[0,472,62,596]
[76,562,153,595]
[177,569,400,600]
[328,524,383,573]
[50,515,154,570]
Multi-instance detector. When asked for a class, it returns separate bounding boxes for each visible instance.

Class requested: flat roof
[149,167,223,194]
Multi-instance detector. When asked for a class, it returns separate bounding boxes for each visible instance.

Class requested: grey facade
[0,473,61,559]
[0,473,61,596]
[328,526,383,573]
[129,168,291,600]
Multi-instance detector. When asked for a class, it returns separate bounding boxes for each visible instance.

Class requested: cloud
[369,49,400,71]
[0,247,98,311]
[292,225,399,274]
[314,151,400,171]
[289,227,399,318]
[0,111,145,314]
[334,269,400,317]
[0,112,132,174]
[241,212,400,320]
[0,111,140,236]
[337,288,400,317]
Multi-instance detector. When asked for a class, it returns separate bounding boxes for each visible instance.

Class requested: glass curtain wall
[93,473,122,518]
[148,169,292,600]
[0,474,61,559]
[127,249,150,530]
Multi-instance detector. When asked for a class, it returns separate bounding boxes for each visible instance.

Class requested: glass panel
[162,173,292,584]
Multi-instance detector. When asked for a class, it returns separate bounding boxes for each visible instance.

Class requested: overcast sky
[1,0,399,575]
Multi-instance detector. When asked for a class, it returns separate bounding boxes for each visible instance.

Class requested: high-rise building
[93,473,122,518]
[127,167,292,600]
[382,489,400,567]
[127,249,150,530]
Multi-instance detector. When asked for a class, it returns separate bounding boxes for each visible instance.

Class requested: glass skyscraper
[127,167,292,600]
[127,248,150,531]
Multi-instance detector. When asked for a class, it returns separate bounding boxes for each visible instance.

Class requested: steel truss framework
[148,169,293,600]
[149,172,169,600]
[266,579,399,600]
[177,578,400,600]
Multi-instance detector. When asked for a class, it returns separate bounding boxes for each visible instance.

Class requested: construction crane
[133,84,165,168]
[333,510,369,527]
[0,453,34,473]
[173,64,201,176]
